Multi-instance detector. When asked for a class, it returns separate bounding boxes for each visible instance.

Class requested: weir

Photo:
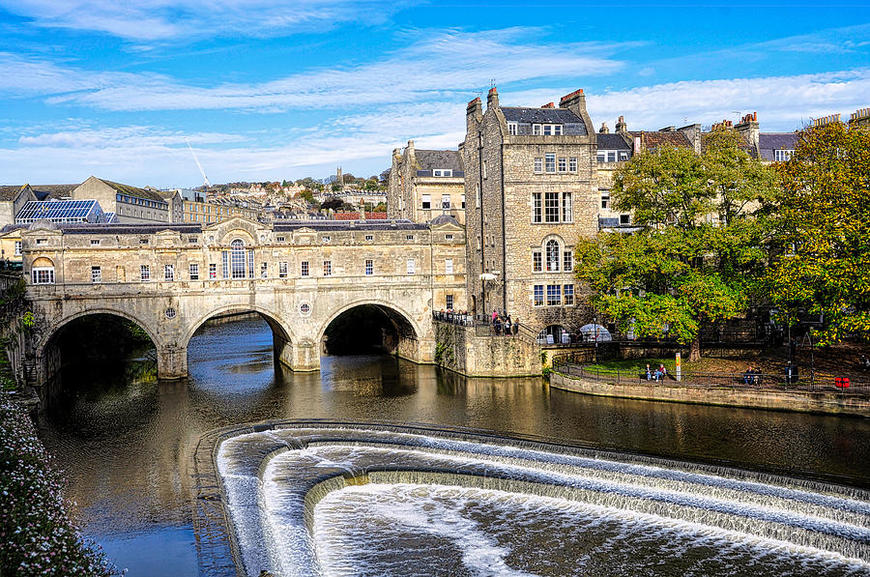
[208,423,870,577]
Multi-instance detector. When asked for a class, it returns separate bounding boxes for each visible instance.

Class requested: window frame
[164,264,174,282]
[140,264,150,282]
[323,260,332,277]
[189,263,199,280]
[533,285,544,307]
[32,267,54,284]
[301,261,309,277]
[91,266,102,283]
[546,284,561,306]
[365,259,373,276]
[545,153,556,173]
[279,262,288,278]
[445,259,454,274]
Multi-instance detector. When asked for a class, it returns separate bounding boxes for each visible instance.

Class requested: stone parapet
[550,372,870,417]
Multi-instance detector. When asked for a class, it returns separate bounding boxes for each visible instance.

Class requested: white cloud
[0,0,412,41]
[0,30,628,112]
[587,69,870,131]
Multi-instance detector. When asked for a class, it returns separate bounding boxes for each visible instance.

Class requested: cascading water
[215,424,870,577]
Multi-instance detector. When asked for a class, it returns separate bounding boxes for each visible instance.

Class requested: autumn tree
[575,127,776,360]
[763,121,870,344]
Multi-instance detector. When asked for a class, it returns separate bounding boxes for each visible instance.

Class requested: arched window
[31,257,55,284]
[230,239,246,278]
[545,239,560,272]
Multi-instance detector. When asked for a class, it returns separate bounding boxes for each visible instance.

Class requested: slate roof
[597,133,632,150]
[31,184,77,201]
[96,178,167,203]
[430,214,460,226]
[274,220,428,232]
[758,133,798,161]
[56,223,201,235]
[633,131,693,150]
[501,106,588,135]
[0,185,26,202]
[501,107,584,126]
[415,150,463,172]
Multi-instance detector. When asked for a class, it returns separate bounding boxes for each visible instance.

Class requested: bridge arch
[41,307,162,351]
[183,304,301,374]
[37,308,162,406]
[318,299,423,361]
[183,304,296,347]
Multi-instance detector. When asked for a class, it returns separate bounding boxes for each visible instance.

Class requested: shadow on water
[35,316,870,577]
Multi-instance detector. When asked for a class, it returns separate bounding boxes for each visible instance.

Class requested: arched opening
[41,313,157,409]
[321,304,417,357]
[186,309,294,389]
[537,324,570,345]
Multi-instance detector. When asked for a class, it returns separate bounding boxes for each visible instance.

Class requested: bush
[0,394,119,576]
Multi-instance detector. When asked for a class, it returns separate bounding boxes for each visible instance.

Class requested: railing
[432,311,538,344]
[552,359,870,395]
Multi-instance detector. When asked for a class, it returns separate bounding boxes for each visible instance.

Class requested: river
[36,317,870,576]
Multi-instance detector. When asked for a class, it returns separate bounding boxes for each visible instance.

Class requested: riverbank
[550,370,870,417]
[0,393,118,576]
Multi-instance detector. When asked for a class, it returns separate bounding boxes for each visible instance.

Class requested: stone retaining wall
[435,321,541,377]
[550,371,870,417]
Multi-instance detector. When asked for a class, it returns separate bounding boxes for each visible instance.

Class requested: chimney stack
[850,107,870,128]
[599,122,609,134]
[616,115,628,134]
[466,97,482,130]
[734,111,760,154]
[487,86,499,109]
[541,102,555,108]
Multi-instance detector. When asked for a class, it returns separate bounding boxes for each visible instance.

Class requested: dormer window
[774,149,794,162]
[533,124,563,136]
[432,169,453,177]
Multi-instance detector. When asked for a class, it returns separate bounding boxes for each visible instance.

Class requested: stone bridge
[21,217,466,389]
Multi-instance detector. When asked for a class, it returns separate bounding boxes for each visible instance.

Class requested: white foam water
[215,425,870,577]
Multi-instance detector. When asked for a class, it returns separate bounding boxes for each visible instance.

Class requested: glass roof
[16,200,102,223]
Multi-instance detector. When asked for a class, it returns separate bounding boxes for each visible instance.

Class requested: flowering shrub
[0,393,119,576]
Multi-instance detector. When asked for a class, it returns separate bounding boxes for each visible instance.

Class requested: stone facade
[72,176,170,223]
[0,185,37,227]
[388,140,466,224]
[21,217,466,387]
[460,87,598,338]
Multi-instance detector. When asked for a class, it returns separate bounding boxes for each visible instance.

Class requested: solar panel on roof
[16,200,103,224]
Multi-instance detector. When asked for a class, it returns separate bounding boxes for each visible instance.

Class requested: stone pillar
[157,343,188,380]
[274,339,320,372]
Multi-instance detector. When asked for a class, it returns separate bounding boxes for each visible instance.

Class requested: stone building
[71,176,170,223]
[460,87,598,341]
[0,185,37,226]
[594,120,635,231]
[388,140,466,224]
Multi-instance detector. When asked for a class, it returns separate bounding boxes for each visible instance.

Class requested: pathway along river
[37,317,870,576]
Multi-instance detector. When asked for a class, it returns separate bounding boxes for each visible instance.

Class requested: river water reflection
[37,318,870,576]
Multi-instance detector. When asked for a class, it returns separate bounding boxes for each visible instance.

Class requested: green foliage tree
[576,127,775,360]
[763,121,870,344]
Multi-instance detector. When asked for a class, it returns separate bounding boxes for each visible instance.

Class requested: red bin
[835,377,850,388]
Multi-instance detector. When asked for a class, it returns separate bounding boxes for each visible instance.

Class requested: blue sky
[0,1,868,188]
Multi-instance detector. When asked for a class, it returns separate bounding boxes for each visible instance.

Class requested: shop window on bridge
[189,263,199,280]
[31,257,55,284]
[140,265,150,281]
[279,262,288,278]
[164,264,174,282]
[209,263,217,279]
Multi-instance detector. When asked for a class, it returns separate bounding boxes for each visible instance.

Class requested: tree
[764,121,870,344]
[576,128,776,360]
